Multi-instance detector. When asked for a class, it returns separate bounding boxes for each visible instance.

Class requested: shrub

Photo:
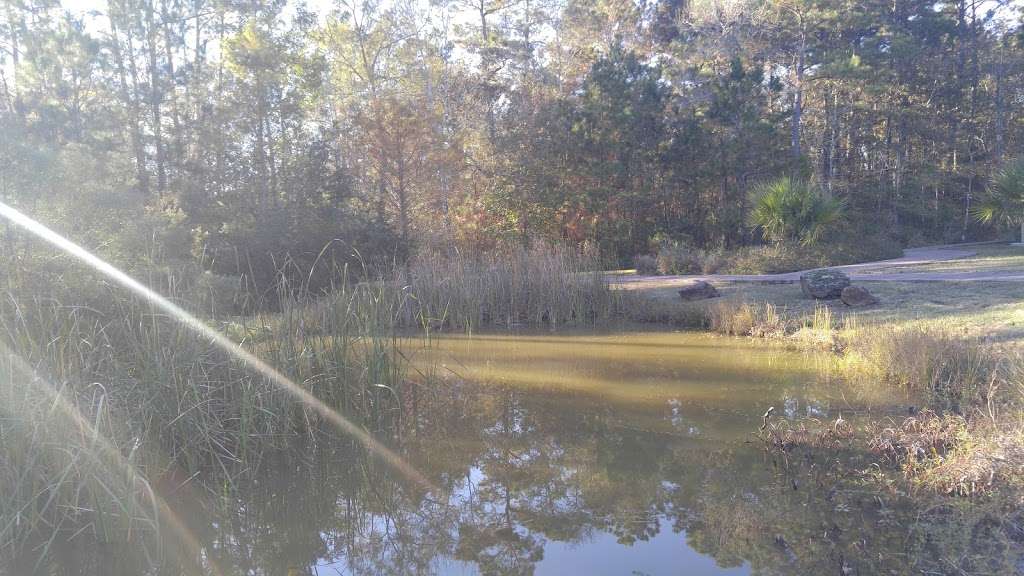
[634,254,658,275]
[749,177,845,246]
[699,249,729,274]
[647,220,900,277]
[726,244,823,274]
[656,241,702,275]
[654,242,730,275]
[724,234,901,275]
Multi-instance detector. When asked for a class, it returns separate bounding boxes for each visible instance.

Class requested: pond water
[17,332,1019,575]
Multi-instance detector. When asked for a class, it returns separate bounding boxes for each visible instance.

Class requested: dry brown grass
[759,415,856,453]
[918,433,1024,497]
[706,300,789,338]
[401,244,618,331]
[868,410,967,466]
[868,412,1024,497]
[843,327,998,412]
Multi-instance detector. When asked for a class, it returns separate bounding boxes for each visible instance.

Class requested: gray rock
[840,285,879,307]
[678,280,720,301]
[800,269,851,299]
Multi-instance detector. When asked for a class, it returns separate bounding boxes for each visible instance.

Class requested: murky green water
[17,332,1023,575]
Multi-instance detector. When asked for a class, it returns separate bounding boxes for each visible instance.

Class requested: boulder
[678,280,720,301]
[840,285,879,307]
[800,269,851,299]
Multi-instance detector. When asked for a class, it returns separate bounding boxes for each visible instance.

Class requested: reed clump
[841,326,998,412]
[399,244,619,332]
[705,300,796,340]
[0,270,411,567]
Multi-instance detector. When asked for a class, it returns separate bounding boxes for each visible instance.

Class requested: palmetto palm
[749,178,844,247]
[973,159,1024,243]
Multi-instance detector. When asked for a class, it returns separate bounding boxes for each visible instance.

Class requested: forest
[2,0,1022,295]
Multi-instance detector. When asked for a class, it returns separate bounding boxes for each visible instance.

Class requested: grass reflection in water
[12,333,1022,575]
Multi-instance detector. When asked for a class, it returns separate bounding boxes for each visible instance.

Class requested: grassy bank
[0,243,619,568]
[623,277,1024,343]
[3,239,1022,570]
[0,273,416,567]
[626,283,1024,504]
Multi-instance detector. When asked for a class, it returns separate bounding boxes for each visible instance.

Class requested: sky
[39,0,1024,39]
[4,0,1022,87]
[65,0,344,33]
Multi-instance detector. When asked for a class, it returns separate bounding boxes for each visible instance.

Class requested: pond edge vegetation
[2,239,1023,571]
[700,294,1024,503]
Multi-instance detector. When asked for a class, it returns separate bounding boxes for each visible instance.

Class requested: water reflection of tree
[22,383,1023,575]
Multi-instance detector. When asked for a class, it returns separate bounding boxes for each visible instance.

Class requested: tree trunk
[108,1,150,194]
[160,1,184,163]
[478,1,496,142]
[142,0,167,194]
[790,28,805,169]
[2,1,19,112]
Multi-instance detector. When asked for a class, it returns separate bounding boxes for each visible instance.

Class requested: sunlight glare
[0,201,433,492]
[0,343,220,576]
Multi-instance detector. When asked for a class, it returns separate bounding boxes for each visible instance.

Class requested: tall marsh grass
[0,243,619,568]
[842,326,1000,413]
[0,272,412,569]
[399,244,618,331]
[706,299,789,338]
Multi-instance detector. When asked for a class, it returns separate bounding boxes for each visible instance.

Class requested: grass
[0,242,621,569]
[862,243,1024,275]
[399,244,620,332]
[616,241,1024,344]
[3,237,1023,569]
[616,241,1024,505]
[0,270,416,568]
[619,279,1024,344]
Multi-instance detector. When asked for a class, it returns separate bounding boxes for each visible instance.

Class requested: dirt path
[611,243,1024,289]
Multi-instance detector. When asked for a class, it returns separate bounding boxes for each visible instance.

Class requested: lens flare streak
[0,201,432,491]
[0,343,220,576]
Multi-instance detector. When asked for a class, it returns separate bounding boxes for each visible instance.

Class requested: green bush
[642,223,900,277]
[724,234,902,275]
[749,178,845,246]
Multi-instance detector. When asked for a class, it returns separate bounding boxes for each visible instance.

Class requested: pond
[16,332,1017,575]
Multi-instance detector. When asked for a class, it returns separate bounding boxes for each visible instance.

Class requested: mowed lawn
[856,243,1024,276]
[619,245,1024,345]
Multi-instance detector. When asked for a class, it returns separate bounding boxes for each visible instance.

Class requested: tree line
[1,0,1022,290]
